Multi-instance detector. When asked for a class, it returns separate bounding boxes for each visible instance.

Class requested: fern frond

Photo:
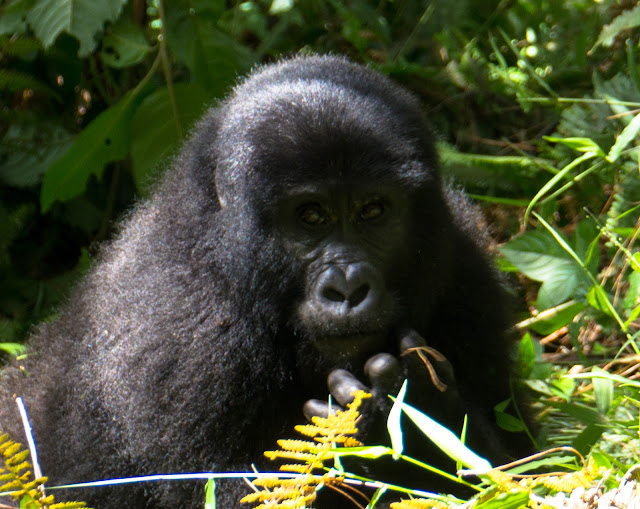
[0,433,91,508]
[242,391,371,508]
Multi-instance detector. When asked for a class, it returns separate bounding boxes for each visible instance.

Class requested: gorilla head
[193,57,452,372]
[0,55,527,508]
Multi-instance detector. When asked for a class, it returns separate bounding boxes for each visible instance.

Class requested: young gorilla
[0,55,527,507]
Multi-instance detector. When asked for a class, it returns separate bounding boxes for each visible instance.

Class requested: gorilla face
[279,178,409,359]
[211,66,445,370]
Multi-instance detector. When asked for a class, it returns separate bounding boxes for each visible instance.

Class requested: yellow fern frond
[243,390,372,508]
[0,433,91,508]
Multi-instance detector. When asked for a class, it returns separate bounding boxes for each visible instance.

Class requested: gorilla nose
[317,263,378,314]
[321,282,370,307]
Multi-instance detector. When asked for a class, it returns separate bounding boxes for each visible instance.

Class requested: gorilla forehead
[213,58,438,205]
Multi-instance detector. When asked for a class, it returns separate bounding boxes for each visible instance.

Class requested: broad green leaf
[500,230,589,309]
[592,367,614,415]
[1,124,73,187]
[130,83,208,190]
[572,423,605,457]
[41,91,140,211]
[101,18,152,69]
[593,4,640,49]
[494,403,525,433]
[26,0,127,56]
[387,379,406,459]
[164,1,253,96]
[529,375,576,401]
[607,112,640,163]
[586,285,615,317]
[0,0,35,34]
[525,301,586,335]
[517,333,535,378]
[399,401,492,472]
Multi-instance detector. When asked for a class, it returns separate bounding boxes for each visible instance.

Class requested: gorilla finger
[327,369,369,407]
[398,329,449,392]
[303,399,340,421]
[364,353,404,395]
[399,328,427,352]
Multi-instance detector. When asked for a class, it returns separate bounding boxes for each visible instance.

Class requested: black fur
[0,55,527,508]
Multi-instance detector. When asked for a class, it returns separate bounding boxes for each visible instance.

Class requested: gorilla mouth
[313,332,387,356]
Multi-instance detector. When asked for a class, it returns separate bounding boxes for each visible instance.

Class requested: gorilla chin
[313,332,389,360]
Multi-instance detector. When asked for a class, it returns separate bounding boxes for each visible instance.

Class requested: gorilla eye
[298,203,327,226]
[359,201,384,221]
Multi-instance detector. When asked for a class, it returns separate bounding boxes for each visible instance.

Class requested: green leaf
[26,0,127,56]
[475,491,530,509]
[0,0,35,35]
[524,301,586,336]
[334,445,391,459]
[624,272,640,310]
[164,0,254,96]
[494,404,525,433]
[543,136,605,156]
[101,17,152,68]
[499,230,589,309]
[552,402,603,425]
[399,401,492,472]
[0,343,26,356]
[593,4,640,50]
[572,423,605,457]
[592,367,613,415]
[607,112,640,163]
[130,83,208,190]
[1,124,73,187]
[367,485,388,508]
[517,333,535,378]
[204,478,216,509]
[41,91,140,210]
[387,379,406,459]
[586,285,614,316]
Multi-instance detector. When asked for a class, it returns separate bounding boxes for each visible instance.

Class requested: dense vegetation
[0,0,639,507]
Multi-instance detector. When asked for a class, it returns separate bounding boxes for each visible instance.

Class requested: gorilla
[0,55,528,508]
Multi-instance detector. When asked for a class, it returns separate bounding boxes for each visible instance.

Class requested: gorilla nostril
[349,283,369,307]
[322,287,347,303]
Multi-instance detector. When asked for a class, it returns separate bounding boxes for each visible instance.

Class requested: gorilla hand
[303,329,460,444]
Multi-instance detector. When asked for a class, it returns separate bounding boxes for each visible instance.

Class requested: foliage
[1,0,640,506]
[0,433,89,508]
